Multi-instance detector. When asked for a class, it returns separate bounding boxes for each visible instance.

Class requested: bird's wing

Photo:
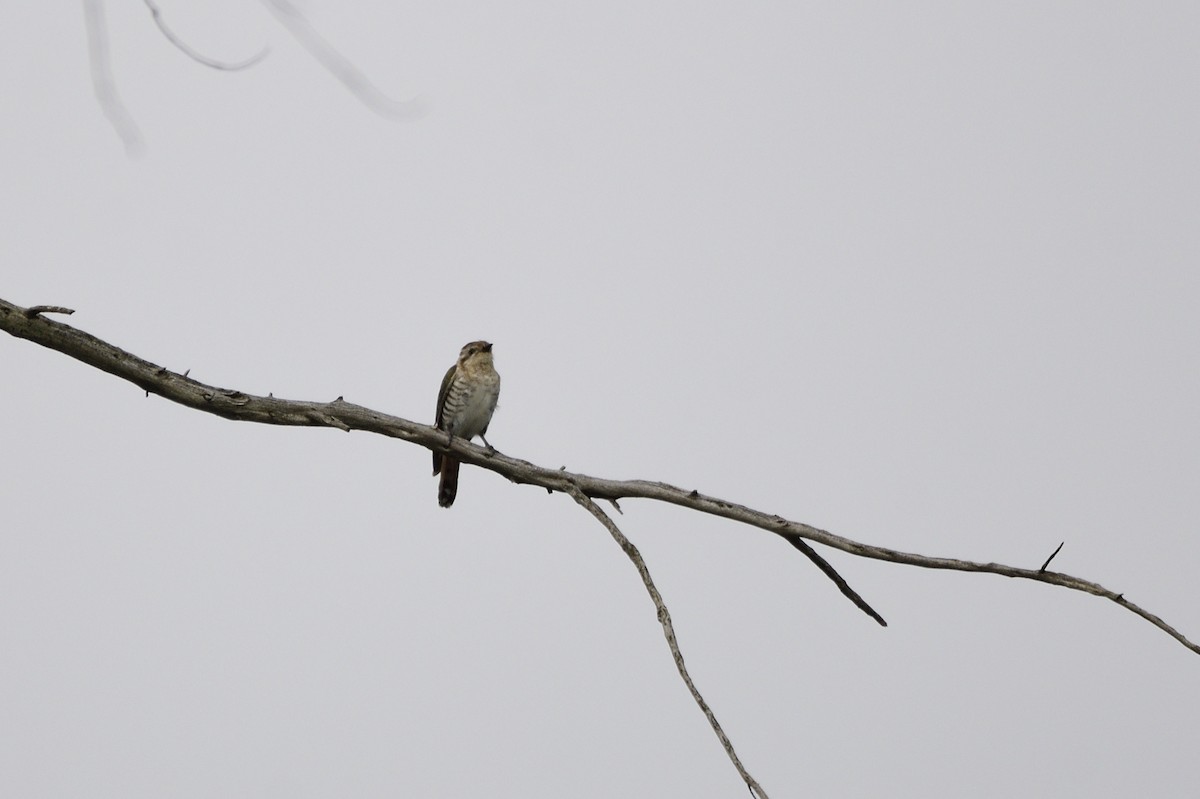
[435,363,457,430]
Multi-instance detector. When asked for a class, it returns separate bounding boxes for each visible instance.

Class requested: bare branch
[260,0,430,119]
[83,0,145,156]
[143,0,270,71]
[2,295,1197,658]
[565,484,769,799]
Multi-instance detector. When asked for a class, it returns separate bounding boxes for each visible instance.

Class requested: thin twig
[260,0,429,119]
[82,0,145,156]
[1040,542,1065,573]
[143,0,269,71]
[1,295,1196,658]
[564,483,769,799]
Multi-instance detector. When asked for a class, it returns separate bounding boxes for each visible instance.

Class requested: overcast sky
[3,2,1198,797]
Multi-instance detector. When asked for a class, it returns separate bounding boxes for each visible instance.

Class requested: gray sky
[3,2,1198,796]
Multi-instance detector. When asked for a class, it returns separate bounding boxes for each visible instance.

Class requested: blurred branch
[143,0,270,71]
[83,0,419,156]
[3,294,1198,666]
[83,0,145,156]
[260,0,429,119]
[566,486,769,799]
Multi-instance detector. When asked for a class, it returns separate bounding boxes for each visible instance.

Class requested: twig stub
[24,306,75,318]
[1039,542,1066,573]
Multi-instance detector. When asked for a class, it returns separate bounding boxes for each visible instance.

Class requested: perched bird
[433,341,501,507]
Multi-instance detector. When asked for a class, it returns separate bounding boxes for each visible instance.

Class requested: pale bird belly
[450,385,498,439]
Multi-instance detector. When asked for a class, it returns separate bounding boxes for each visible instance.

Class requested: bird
[433,341,501,507]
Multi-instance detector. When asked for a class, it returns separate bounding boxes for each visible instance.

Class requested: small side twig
[143,0,269,71]
[24,306,76,318]
[1040,542,1065,573]
[564,483,769,799]
[781,535,887,626]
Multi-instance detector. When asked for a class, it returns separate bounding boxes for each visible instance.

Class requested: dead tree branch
[0,295,883,626]
[5,294,1198,795]
[566,484,768,799]
[3,295,1197,665]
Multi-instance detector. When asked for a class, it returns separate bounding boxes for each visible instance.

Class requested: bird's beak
[483,342,493,352]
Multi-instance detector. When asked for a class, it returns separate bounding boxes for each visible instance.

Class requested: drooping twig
[782,535,886,626]
[260,0,429,119]
[143,0,269,71]
[565,484,769,799]
[83,0,145,156]
[1,295,1197,659]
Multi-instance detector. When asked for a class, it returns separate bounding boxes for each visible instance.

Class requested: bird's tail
[438,458,460,508]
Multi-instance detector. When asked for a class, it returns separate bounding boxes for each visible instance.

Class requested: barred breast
[442,372,499,439]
